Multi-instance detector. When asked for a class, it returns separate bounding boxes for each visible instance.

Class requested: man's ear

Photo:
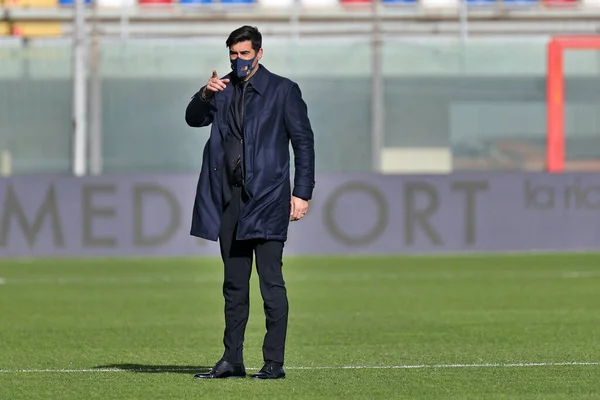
[256,48,263,61]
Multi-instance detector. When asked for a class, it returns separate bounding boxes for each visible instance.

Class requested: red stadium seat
[543,0,578,6]
[138,0,173,4]
[340,0,372,9]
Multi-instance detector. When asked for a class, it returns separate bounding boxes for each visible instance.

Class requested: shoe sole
[194,375,247,380]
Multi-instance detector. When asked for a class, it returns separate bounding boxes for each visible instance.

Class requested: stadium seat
[6,0,57,6]
[501,0,538,6]
[138,0,174,5]
[465,0,496,6]
[420,0,458,7]
[300,0,338,6]
[340,0,371,3]
[58,0,92,5]
[543,0,578,6]
[96,0,135,7]
[259,0,295,7]
[179,0,215,4]
[383,0,418,3]
[178,0,257,6]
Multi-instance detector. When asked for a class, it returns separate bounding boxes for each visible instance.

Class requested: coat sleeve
[284,82,316,201]
[185,86,217,128]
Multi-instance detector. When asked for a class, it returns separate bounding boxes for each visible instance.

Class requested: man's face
[229,40,262,62]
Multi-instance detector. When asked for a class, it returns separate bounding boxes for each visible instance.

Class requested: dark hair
[226,25,262,53]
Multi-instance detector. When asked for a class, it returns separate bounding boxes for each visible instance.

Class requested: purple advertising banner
[1,173,600,258]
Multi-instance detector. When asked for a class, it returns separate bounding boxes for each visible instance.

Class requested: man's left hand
[290,196,309,221]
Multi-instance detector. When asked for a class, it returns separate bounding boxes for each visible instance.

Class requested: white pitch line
[0,362,598,373]
[290,362,600,369]
[562,271,600,278]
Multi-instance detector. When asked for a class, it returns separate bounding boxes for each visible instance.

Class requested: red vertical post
[546,39,564,173]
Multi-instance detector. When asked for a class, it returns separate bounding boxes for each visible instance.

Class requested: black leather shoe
[250,361,286,380]
[193,360,246,379]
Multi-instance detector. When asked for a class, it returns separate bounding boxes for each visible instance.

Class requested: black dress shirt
[222,74,258,207]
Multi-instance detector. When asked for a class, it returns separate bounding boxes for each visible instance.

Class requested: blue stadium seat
[382,0,418,3]
[466,0,496,5]
[59,0,92,5]
[221,0,255,3]
[179,0,214,4]
[501,0,538,6]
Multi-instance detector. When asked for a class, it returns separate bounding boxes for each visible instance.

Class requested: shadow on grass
[94,364,213,374]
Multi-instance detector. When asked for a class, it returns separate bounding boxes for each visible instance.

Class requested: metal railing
[2,1,600,176]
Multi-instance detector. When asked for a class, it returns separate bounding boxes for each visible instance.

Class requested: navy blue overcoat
[185,64,315,242]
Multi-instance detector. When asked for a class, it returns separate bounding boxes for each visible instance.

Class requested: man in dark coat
[185,25,315,380]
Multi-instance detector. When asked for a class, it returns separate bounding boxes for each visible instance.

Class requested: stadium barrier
[1,172,600,257]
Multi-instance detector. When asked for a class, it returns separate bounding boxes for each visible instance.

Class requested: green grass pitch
[1,254,600,399]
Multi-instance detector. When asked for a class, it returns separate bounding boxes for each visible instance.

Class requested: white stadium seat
[259,0,295,7]
[97,0,135,7]
[300,0,339,7]
[420,0,458,7]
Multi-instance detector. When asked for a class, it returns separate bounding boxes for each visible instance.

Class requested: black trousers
[219,185,288,365]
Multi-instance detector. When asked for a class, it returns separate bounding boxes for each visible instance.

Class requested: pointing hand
[202,70,230,98]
